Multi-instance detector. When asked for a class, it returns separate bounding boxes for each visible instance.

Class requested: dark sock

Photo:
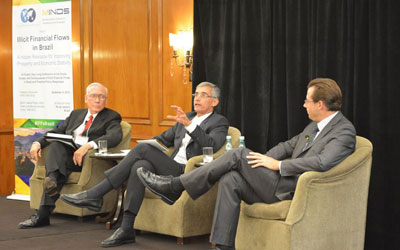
[87,178,113,199]
[37,205,53,219]
[120,211,135,232]
[171,177,184,193]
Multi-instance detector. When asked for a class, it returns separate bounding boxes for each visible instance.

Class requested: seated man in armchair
[19,82,122,229]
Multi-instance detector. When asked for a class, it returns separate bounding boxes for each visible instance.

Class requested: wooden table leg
[96,182,126,229]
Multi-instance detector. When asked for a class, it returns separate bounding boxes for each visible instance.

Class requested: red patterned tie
[80,115,93,136]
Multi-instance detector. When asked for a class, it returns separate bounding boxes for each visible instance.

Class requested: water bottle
[225,135,232,151]
[239,136,246,148]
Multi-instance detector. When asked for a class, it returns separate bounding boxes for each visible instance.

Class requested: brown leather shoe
[43,177,58,197]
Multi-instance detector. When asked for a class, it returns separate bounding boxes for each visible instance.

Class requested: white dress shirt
[73,111,99,149]
[173,112,213,164]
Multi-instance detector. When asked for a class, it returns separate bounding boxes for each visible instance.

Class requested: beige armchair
[235,136,373,250]
[30,121,132,217]
[134,126,241,244]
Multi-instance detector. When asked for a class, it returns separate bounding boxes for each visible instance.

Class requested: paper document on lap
[136,139,168,151]
[44,133,78,149]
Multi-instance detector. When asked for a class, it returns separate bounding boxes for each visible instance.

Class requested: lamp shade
[169,33,178,50]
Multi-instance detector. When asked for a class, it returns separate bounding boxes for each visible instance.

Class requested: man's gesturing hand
[167,105,192,127]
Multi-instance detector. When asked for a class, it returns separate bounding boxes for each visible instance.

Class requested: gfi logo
[42,8,70,16]
[20,8,36,23]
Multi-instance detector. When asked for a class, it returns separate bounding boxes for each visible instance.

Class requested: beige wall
[0,0,193,195]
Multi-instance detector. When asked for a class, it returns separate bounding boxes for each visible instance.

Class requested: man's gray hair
[86,82,108,96]
[196,81,220,98]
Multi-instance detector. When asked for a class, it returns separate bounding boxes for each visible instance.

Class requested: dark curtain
[192,0,400,249]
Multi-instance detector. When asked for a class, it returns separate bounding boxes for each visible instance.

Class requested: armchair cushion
[242,200,291,220]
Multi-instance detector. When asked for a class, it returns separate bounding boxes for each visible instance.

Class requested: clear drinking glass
[202,147,213,163]
[98,140,107,154]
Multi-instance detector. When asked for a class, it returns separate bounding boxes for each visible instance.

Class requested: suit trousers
[180,148,281,247]
[104,143,185,214]
[41,141,82,207]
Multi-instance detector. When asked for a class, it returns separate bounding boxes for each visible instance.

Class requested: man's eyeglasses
[192,92,216,99]
[88,94,107,100]
[304,99,315,104]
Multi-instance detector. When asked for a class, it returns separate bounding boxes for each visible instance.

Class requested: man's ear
[212,98,219,107]
[317,100,326,110]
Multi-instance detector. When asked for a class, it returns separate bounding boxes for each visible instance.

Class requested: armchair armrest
[184,155,203,173]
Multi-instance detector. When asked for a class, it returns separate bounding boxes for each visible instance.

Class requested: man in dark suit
[61,82,229,247]
[19,82,122,229]
[137,78,356,250]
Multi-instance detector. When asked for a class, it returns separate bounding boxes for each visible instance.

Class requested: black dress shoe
[18,213,50,229]
[136,167,181,205]
[60,191,103,212]
[101,228,135,248]
[43,177,58,197]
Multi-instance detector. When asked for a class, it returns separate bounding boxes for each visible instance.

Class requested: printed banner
[10,0,73,200]
[13,119,62,198]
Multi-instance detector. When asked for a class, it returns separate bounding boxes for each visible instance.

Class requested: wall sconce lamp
[169,30,193,84]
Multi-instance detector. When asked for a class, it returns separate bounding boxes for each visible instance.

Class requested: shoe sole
[18,221,50,229]
[137,172,175,205]
[101,239,136,248]
[60,196,102,212]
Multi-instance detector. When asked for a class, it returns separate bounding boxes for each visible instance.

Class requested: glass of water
[98,140,107,154]
[202,147,213,163]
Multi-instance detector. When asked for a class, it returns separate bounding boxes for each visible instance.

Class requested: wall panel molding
[0,0,194,193]
[0,0,14,195]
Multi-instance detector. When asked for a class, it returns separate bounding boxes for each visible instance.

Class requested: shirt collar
[86,110,99,120]
[317,111,338,132]
[193,111,213,123]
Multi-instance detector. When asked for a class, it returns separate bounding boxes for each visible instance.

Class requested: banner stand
[12,0,73,200]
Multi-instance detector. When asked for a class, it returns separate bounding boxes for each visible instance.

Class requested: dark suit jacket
[266,111,356,200]
[37,108,122,149]
[154,112,229,160]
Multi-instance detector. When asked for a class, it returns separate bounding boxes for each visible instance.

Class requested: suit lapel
[292,122,317,158]
[88,108,107,135]
[301,123,319,152]
[186,112,213,145]
[175,112,196,145]
[311,112,343,145]
[293,112,343,158]
[70,110,88,132]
